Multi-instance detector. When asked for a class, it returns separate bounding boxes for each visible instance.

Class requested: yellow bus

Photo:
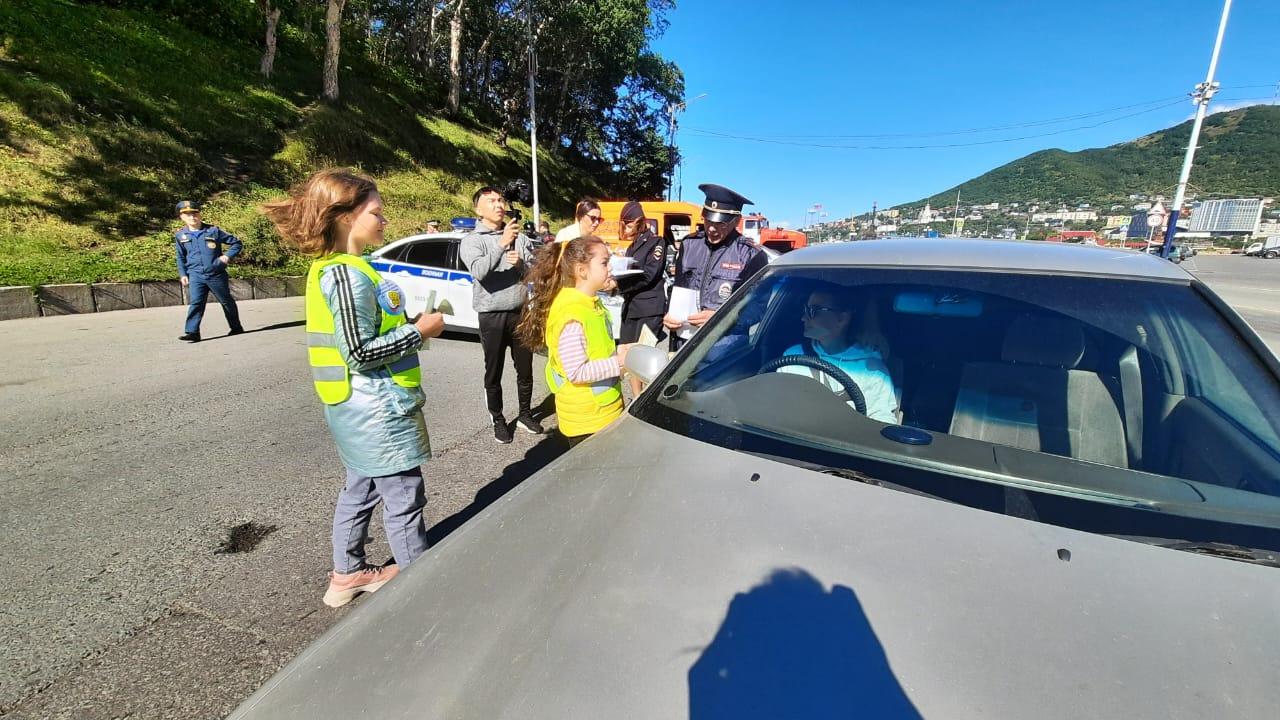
[594,201,702,250]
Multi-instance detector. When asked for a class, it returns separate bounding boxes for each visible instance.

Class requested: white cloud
[1185,99,1273,120]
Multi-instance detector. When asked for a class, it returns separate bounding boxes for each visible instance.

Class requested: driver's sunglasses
[802,304,847,320]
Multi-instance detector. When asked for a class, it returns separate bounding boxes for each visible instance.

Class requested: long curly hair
[260,168,378,257]
[517,236,608,350]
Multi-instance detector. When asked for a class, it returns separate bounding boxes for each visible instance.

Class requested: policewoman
[663,184,770,343]
[615,201,670,345]
[262,169,445,608]
[174,200,244,342]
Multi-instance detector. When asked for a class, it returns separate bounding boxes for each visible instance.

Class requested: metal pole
[527,0,540,230]
[1161,0,1231,258]
[666,102,679,202]
[952,189,961,236]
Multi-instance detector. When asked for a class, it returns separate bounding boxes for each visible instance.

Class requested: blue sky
[650,0,1280,228]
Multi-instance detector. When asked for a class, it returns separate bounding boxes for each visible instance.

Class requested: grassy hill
[901,105,1280,211]
[0,0,602,286]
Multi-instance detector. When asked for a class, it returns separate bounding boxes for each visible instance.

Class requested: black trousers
[619,315,666,344]
[477,310,533,421]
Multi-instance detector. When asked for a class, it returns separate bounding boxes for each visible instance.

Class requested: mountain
[898,105,1280,211]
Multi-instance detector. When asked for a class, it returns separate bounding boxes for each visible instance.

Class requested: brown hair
[261,168,378,257]
[517,236,608,350]
[574,198,601,220]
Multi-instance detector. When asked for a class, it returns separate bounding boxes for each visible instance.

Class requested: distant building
[1046,230,1099,244]
[1033,209,1098,223]
[1132,202,1152,211]
[1189,198,1264,235]
[1103,215,1131,229]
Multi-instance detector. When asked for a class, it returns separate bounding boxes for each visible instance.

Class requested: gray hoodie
[458,222,538,313]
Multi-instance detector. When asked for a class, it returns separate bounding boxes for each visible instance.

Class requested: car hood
[231,418,1280,719]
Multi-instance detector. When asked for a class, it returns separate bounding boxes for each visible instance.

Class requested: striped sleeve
[557,321,620,384]
[320,265,422,373]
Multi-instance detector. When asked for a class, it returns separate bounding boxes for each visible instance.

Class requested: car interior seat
[949,314,1127,467]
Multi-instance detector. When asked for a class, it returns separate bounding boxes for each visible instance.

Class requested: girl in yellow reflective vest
[518,236,632,447]
[263,169,445,608]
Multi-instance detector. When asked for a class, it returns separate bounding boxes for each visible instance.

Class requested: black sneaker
[178,332,201,342]
[515,413,545,435]
[493,418,513,444]
[227,328,245,336]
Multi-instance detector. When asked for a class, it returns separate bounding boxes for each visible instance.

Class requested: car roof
[773,237,1191,281]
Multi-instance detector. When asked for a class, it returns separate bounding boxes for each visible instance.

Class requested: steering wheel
[759,355,867,415]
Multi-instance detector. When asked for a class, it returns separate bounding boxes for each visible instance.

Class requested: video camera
[501,179,536,238]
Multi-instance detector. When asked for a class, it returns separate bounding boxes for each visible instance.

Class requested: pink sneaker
[323,564,399,608]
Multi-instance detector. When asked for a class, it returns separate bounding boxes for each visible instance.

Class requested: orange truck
[594,202,807,253]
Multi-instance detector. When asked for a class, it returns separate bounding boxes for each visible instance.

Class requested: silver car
[233,238,1280,719]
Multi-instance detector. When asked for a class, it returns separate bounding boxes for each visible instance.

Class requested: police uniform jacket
[617,228,669,320]
[175,225,242,277]
[674,231,769,312]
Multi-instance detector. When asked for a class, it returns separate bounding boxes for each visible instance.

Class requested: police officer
[663,184,769,342]
[174,200,244,342]
[615,201,669,344]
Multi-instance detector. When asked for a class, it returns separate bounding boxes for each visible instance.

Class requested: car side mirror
[624,345,669,385]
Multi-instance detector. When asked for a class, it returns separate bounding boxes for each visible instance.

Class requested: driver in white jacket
[778,285,898,423]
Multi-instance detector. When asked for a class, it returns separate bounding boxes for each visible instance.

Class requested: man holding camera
[459,185,542,443]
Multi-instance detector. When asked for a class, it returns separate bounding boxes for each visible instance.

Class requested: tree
[323,0,346,102]
[448,0,465,114]
[258,0,284,78]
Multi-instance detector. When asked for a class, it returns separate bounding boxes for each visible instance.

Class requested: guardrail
[0,277,306,321]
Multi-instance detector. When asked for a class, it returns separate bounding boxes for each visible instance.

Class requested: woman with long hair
[262,168,445,608]
[518,236,631,447]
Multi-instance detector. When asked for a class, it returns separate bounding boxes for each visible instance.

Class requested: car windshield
[634,264,1280,531]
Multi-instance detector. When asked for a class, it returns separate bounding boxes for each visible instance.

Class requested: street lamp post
[1161,0,1232,258]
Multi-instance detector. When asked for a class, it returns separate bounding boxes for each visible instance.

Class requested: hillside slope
[903,105,1280,210]
[0,0,601,285]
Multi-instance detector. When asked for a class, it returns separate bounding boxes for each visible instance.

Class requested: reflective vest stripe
[311,365,348,382]
[387,354,420,374]
[547,367,617,396]
[308,332,337,347]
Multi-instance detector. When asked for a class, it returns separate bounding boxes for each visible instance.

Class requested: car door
[372,238,456,320]
[443,239,479,331]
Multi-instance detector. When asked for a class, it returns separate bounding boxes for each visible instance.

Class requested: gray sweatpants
[331,467,429,574]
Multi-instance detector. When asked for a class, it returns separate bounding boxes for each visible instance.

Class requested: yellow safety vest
[545,287,623,437]
[305,253,421,405]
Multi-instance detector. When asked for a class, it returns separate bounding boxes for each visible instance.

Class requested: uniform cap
[698,184,753,223]
[620,201,645,223]
[175,200,202,214]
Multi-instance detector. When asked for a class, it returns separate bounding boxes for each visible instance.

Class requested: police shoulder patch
[376,279,406,315]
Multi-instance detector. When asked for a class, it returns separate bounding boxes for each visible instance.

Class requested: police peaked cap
[175,200,202,214]
[698,184,753,223]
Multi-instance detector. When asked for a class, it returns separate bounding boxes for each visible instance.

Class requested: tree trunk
[475,30,494,101]
[550,69,570,142]
[427,2,439,69]
[447,0,465,114]
[260,4,282,78]
[323,0,346,102]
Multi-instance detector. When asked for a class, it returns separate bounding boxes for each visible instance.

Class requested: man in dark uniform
[615,201,669,344]
[663,184,769,342]
[174,200,244,342]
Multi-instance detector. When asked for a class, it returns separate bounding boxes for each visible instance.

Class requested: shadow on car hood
[232,418,1280,719]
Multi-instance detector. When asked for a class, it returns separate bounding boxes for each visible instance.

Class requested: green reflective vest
[305,253,421,405]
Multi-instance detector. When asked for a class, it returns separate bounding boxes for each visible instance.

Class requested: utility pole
[1161,0,1231,259]
[526,0,540,229]
[952,189,962,236]
[1023,212,1032,240]
[665,101,678,201]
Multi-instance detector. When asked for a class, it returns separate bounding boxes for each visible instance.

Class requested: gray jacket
[318,265,431,477]
[458,222,537,313]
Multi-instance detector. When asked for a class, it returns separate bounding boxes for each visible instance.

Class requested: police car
[370,225,780,337]
[369,229,481,333]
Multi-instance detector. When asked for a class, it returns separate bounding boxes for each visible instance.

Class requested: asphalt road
[0,299,563,719]
[0,254,1276,720]
[1183,253,1280,354]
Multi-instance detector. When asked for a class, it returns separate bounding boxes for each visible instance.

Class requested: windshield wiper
[1116,536,1280,568]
